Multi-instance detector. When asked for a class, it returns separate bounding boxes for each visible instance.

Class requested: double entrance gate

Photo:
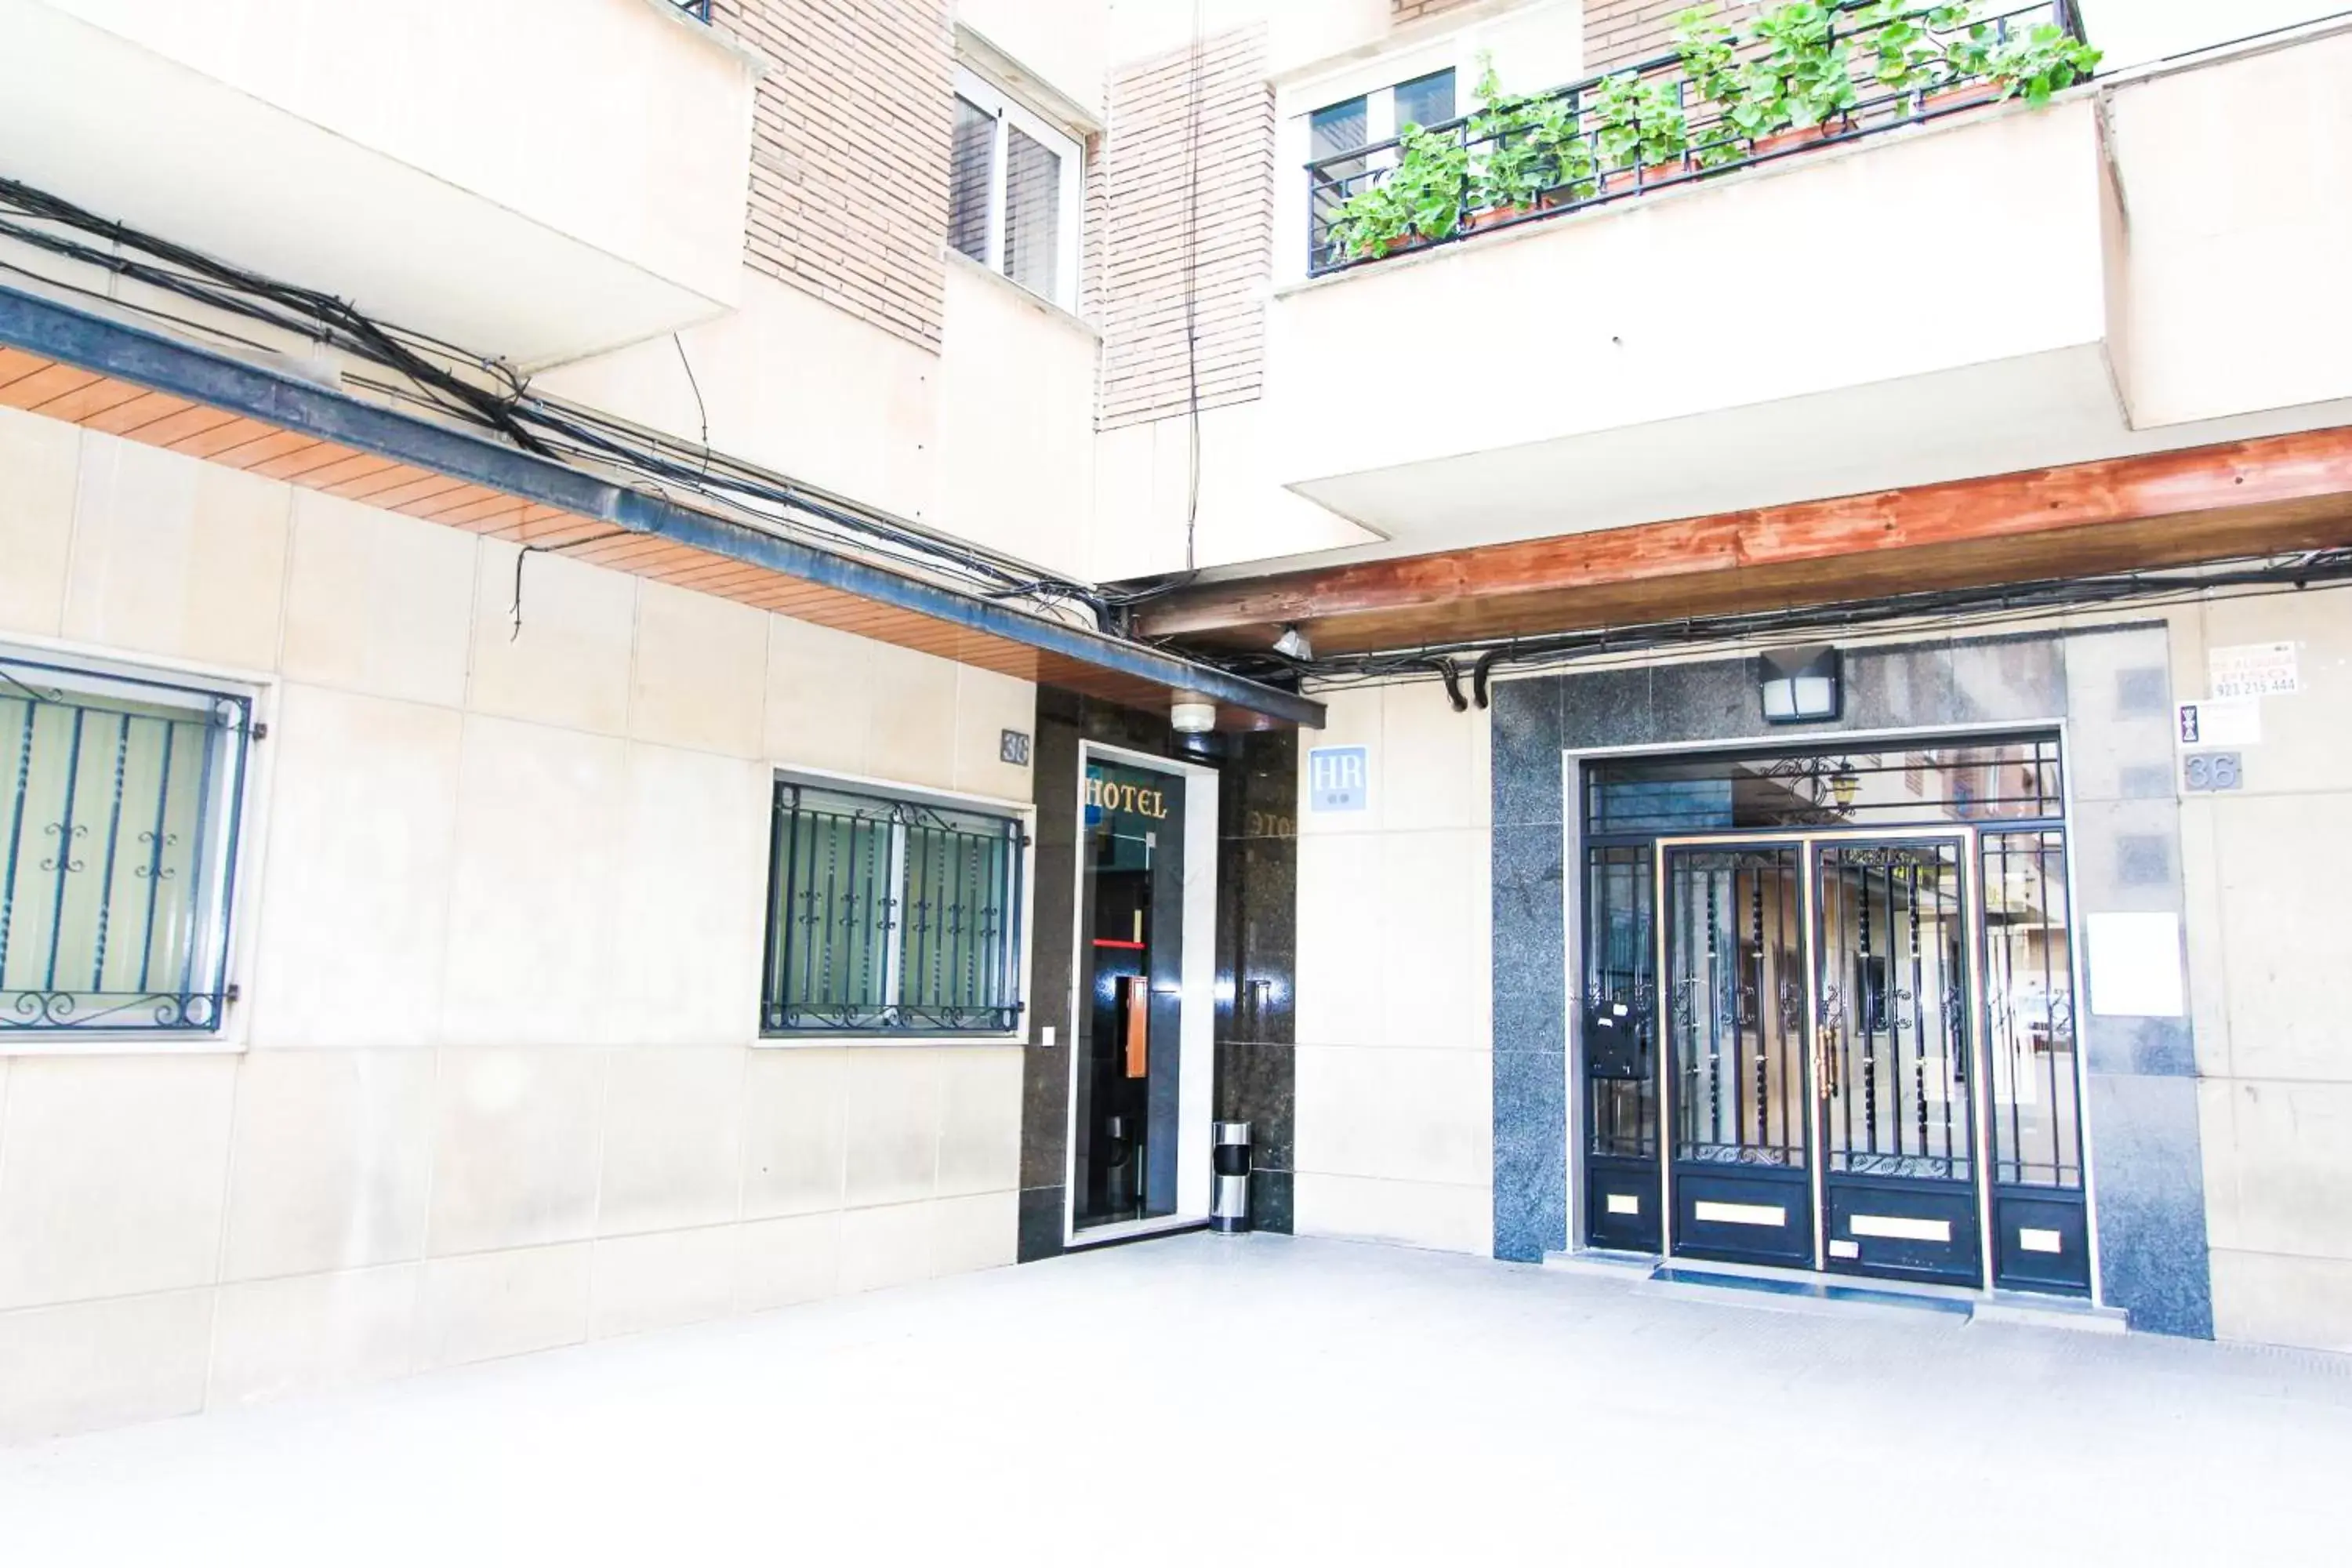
[1579,740,2092,1297]
[1663,835,1980,1283]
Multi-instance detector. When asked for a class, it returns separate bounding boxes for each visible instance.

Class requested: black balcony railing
[1306,0,2092,275]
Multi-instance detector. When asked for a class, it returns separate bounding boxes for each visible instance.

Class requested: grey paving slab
[2,1234,2347,1566]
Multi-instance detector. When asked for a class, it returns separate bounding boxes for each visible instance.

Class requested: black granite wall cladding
[1018,693,1086,1263]
[1018,692,1301,1257]
[1218,729,1298,1233]
[1487,627,2214,1335]
[1490,675,1569,1264]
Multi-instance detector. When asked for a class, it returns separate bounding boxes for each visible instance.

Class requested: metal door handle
[1816,1022,1841,1101]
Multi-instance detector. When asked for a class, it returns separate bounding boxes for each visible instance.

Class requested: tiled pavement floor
[5,1232,2349,1566]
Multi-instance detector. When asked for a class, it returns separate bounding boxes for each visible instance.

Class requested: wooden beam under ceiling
[1138,428,2352,655]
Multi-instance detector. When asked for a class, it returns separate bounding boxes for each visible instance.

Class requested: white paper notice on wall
[2085,913,2186,1018]
[2209,642,2300,699]
[2176,697,2260,750]
[1306,746,1370,813]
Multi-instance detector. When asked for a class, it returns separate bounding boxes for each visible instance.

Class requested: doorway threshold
[1541,1248,1658,1283]
[1544,1250,2126,1333]
[1064,1216,1210,1252]
[1646,1264,1976,1323]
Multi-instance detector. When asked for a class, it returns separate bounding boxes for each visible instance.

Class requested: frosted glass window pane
[1002,124,1061,299]
[949,95,994,263]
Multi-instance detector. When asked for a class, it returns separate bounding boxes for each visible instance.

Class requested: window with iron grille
[0,652,253,1034]
[760,780,1027,1036]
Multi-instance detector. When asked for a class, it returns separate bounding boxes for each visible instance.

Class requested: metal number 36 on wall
[2182,751,2242,792]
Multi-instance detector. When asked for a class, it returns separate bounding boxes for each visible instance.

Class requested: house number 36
[2183,752,2242,792]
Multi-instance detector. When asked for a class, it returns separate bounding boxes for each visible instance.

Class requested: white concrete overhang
[0,0,761,369]
[1250,67,2352,575]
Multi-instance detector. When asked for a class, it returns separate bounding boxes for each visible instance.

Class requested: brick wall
[717,0,953,350]
[1392,0,1482,24]
[1586,0,1730,71]
[1094,28,1276,431]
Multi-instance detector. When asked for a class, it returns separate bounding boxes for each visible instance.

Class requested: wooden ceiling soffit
[1140,428,2352,655]
[0,284,1319,731]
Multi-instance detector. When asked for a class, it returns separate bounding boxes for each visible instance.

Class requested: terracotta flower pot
[1600,158,1692,195]
[1916,81,2000,118]
[1751,122,1832,158]
[1468,203,1530,233]
[1539,180,1601,210]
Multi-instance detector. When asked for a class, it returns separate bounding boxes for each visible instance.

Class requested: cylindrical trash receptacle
[1104,1115,1138,1217]
[1210,1121,1251,1234]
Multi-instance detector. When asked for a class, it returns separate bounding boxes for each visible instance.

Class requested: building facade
[2,0,2350,1444]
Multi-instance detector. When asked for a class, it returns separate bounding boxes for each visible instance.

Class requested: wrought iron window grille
[1305,0,2089,275]
[760,781,1027,1037]
[0,655,253,1034]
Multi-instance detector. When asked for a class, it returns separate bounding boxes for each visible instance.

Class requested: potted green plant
[1987,20,2103,106]
[1745,1,1858,154]
[1466,60,1548,226]
[1388,121,1472,239]
[1322,179,1410,263]
[1841,0,2002,117]
[1592,70,1691,192]
[1468,56,1602,221]
[1324,121,1470,260]
[1532,92,1602,205]
[1674,5,1758,169]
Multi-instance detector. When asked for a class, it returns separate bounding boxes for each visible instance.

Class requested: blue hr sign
[1308,746,1370,812]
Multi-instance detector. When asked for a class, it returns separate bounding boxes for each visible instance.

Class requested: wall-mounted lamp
[1759,645,1842,724]
[1170,690,1218,734]
[1272,623,1313,660]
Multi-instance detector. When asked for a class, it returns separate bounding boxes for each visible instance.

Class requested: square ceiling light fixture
[1759,644,1842,724]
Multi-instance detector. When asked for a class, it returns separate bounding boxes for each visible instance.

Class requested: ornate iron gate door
[1661,844,1814,1267]
[1812,839,1984,1284]
[1659,834,1989,1284]
[1596,742,2076,1293]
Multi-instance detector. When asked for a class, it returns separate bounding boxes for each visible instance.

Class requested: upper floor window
[1308,67,1457,267]
[1310,66,1457,159]
[0,652,253,1034]
[949,67,1083,313]
[761,779,1027,1037]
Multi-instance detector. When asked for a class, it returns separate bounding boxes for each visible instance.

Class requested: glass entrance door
[1813,840,1981,1284]
[1660,834,1986,1284]
[1663,844,1813,1267]
[1072,759,1185,1232]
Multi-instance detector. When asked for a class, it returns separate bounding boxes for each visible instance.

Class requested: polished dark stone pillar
[1017,691,1086,1261]
[1218,729,1298,1232]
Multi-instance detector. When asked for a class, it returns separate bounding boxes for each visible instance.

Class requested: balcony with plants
[1306,0,2100,274]
[1261,0,2132,572]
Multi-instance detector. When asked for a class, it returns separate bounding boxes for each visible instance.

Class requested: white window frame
[1319,65,1461,154]
[953,64,1084,313]
[1275,0,1590,284]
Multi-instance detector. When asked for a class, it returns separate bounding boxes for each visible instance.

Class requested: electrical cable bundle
[0,175,1174,636]
[2,172,2340,701]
